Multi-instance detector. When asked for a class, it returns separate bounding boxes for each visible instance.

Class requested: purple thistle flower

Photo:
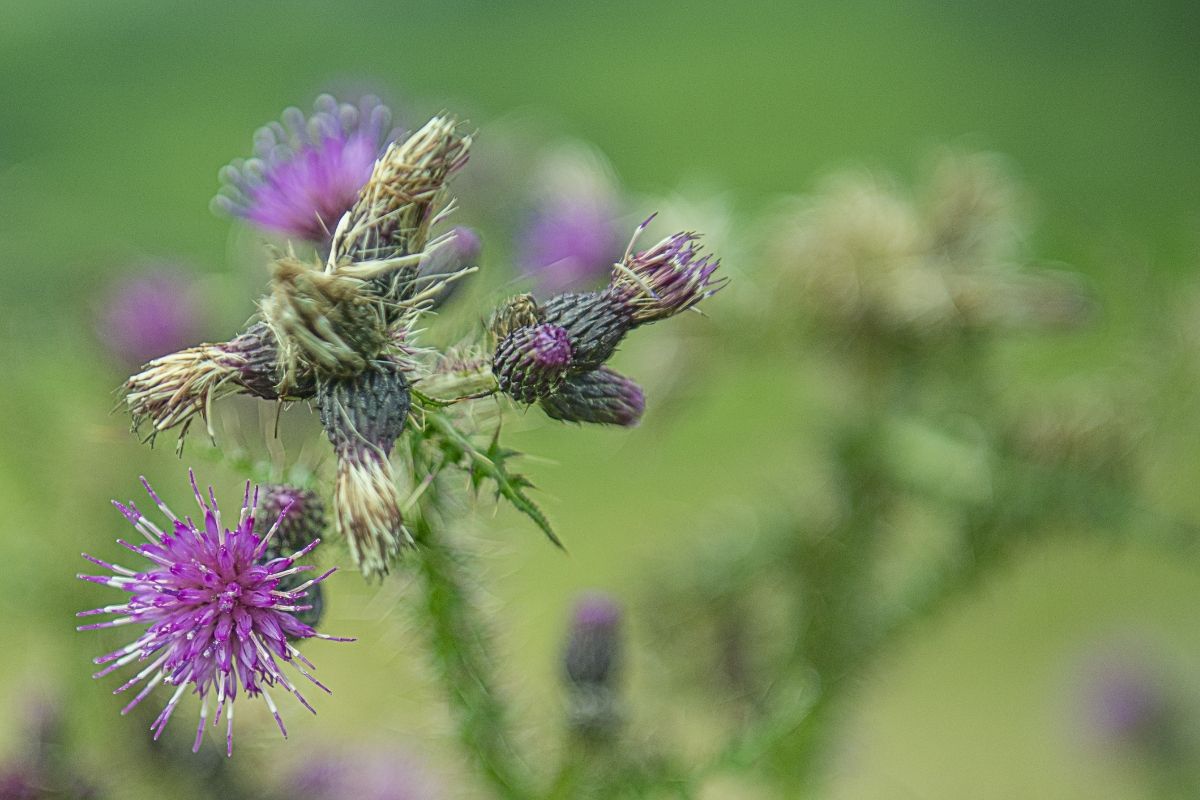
[493,323,574,403]
[213,95,397,244]
[77,472,349,756]
[517,145,625,296]
[610,216,725,324]
[97,269,205,367]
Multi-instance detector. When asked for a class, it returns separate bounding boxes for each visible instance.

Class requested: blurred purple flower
[96,269,204,367]
[213,95,397,244]
[1075,645,1183,760]
[286,746,437,800]
[77,472,348,756]
[517,144,625,295]
[563,592,623,690]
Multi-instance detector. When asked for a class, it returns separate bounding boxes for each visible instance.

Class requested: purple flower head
[286,745,439,800]
[97,268,205,367]
[610,216,725,324]
[77,472,349,756]
[214,95,398,244]
[493,323,574,403]
[562,592,623,690]
[518,145,625,296]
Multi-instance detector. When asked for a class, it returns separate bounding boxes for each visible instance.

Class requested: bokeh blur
[2,2,1200,798]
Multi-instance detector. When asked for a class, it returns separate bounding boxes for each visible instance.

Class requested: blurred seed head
[767,153,1091,341]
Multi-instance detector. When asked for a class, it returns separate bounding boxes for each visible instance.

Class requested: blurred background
[2,1,1199,798]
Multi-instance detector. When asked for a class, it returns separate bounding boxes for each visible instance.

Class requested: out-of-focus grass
[1,2,1199,798]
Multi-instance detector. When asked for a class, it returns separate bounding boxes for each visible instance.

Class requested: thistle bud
[318,359,412,576]
[254,485,327,558]
[539,291,632,371]
[539,366,645,427]
[251,485,329,633]
[493,324,573,403]
[561,592,624,740]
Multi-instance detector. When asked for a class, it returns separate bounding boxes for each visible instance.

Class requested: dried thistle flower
[123,322,313,441]
[318,359,412,577]
[493,324,573,403]
[328,115,472,313]
[213,95,397,244]
[539,366,644,427]
[77,473,346,756]
[609,219,725,324]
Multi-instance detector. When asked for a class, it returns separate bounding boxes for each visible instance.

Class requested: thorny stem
[411,468,532,800]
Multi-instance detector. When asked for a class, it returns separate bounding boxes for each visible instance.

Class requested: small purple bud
[493,323,574,403]
[563,592,623,690]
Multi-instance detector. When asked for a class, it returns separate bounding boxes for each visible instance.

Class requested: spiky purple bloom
[493,323,573,403]
[213,95,397,244]
[611,218,724,324]
[97,269,204,367]
[539,366,645,427]
[77,473,347,756]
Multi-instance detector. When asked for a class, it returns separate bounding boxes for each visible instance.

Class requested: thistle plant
[84,94,725,787]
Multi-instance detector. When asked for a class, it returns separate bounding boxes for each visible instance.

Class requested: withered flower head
[318,359,412,577]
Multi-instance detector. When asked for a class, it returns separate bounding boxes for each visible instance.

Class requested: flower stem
[412,489,531,800]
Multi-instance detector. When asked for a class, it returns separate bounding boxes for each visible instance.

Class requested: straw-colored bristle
[123,345,242,440]
[333,450,410,577]
[328,115,472,287]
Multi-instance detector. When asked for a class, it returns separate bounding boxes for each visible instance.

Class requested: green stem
[412,498,532,800]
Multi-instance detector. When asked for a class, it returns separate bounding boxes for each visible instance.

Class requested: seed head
[77,473,347,756]
[318,359,412,576]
